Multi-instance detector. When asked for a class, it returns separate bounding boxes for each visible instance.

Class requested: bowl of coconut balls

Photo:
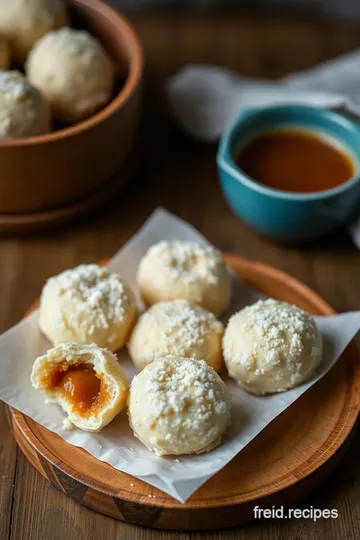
[0,0,143,215]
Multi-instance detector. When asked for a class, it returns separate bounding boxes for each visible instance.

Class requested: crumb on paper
[175,458,180,463]
[129,448,134,452]
[62,418,75,431]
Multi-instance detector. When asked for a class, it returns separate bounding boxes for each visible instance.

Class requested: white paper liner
[0,208,359,503]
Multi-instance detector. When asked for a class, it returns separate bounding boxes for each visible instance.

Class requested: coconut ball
[0,37,10,69]
[26,27,115,124]
[137,241,232,316]
[39,264,137,352]
[128,356,231,456]
[128,300,224,372]
[0,0,68,62]
[31,342,129,432]
[223,299,323,395]
[0,70,51,138]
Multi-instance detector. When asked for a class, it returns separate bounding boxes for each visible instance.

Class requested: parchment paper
[0,208,359,503]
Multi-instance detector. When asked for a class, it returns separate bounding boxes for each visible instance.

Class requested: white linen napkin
[166,50,360,247]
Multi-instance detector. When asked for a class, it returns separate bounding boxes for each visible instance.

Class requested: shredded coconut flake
[132,357,230,449]
[0,71,33,101]
[223,299,322,393]
[35,27,103,60]
[225,299,316,369]
[45,264,130,334]
[137,300,222,359]
[143,241,224,287]
[0,70,43,137]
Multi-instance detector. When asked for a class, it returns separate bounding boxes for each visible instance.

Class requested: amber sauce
[49,364,105,415]
[235,129,355,193]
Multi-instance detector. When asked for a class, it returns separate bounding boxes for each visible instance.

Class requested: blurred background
[110,0,360,19]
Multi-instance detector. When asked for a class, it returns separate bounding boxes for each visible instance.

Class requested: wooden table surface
[1,10,360,540]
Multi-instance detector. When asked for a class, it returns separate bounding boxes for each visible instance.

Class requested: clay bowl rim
[0,0,143,148]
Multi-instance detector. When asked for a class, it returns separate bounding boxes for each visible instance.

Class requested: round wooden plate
[7,254,360,530]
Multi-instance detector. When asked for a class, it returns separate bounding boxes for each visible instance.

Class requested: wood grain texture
[1,10,360,540]
[7,255,360,530]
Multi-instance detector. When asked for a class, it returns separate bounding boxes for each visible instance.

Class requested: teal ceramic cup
[217,105,360,241]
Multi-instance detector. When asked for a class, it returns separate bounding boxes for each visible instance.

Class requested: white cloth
[166,50,360,247]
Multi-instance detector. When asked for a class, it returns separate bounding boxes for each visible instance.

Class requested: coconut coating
[137,241,231,316]
[0,70,50,138]
[39,264,137,352]
[223,299,323,395]
[128,300,224,372]
[0,0,68,61]
[128,356,231,456]
[26,27,114,123]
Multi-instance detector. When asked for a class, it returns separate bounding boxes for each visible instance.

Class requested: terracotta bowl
[0,0,143,214]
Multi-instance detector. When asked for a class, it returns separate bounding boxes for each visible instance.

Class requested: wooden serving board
[6,255,360,530]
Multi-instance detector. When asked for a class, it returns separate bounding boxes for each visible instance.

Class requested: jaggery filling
[47,363,108,416]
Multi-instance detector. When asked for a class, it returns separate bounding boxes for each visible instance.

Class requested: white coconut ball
[0,70,51,138]
[26,27,115,124]
[223,299,323,395]
[128,300,224,372]
[0,0,68,62]
[137,241,232,316]
[31,342,129,432]
[39,264,137,352]
[128,356,231,456]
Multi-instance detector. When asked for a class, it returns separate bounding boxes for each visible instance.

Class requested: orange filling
[46,363,108,417]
